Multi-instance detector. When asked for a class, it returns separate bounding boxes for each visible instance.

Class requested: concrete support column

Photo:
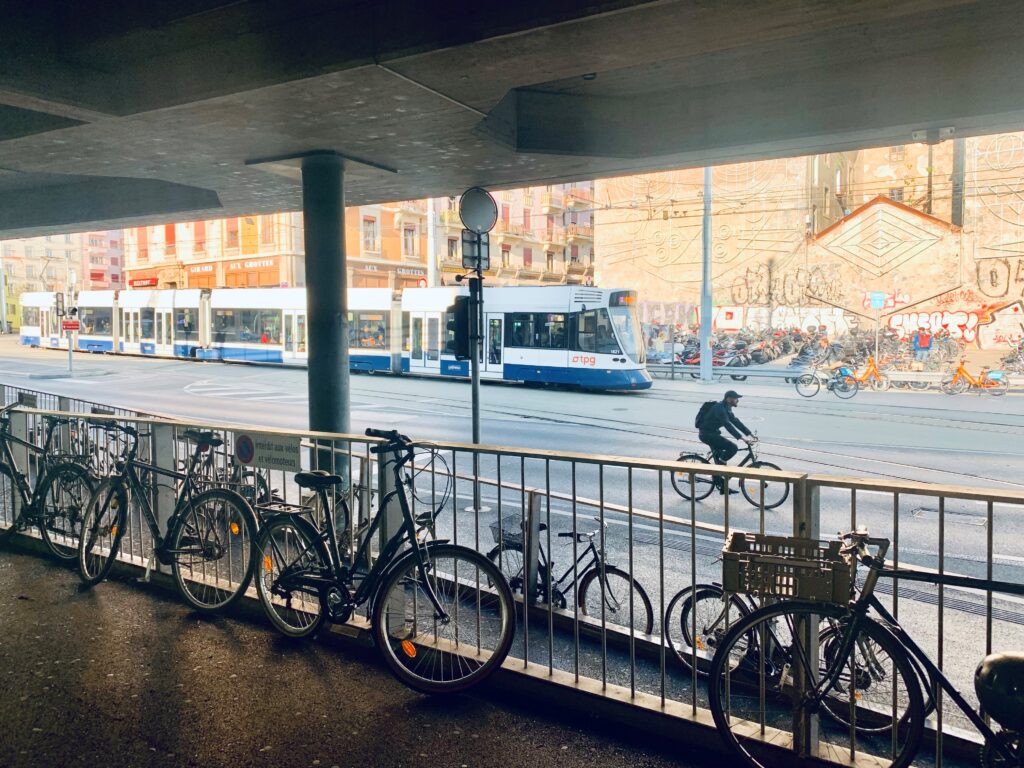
[301,153,349,436]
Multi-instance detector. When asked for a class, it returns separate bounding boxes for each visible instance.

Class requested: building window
[45,248,53,259]
[194,221,206,253]
[2,245,12,257]
[447,238,459,260]
[260,215,276,245]
[137,228,148,262]
[362,217,378,252]
[402,225,417,257]
[24,246,33,258]
[225,219,240,249]
[26,266,34,278]
[890,145,906,162]
[546,252,554,272]
[501,245,511,267]
[523,247,533,268]
[889,188,904,203]
[164,224,176,254]
[570,245,579,262]
[110,257,119,266]
[522,208,531,230]
[45,235,52,242]
[501,205,510,225]
[64,234,73,243]
[46,268,56,279]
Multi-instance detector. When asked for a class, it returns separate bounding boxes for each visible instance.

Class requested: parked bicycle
[486,514,654,635]
[664,581,754,675]
[0,404,95,560]
[941,359,1009,396]
[254,428,515,694]
[672,436,789,510]
[851,356,890,391]
[794,364,859,398]
[707,529,1024,768]
[77,424,260,613]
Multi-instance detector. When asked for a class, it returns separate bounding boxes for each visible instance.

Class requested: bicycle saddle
[182,430,223,448]
[975,652,1024,731]
[295,470,343,490]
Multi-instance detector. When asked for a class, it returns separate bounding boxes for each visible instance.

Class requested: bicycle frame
[543,538,602,595]
[279,447,450,619]
[806,548,1024,764]
[1,416,64,510]
[949,362,1001,389]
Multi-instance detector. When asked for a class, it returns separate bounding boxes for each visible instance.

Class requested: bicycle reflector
[263,555,272,572]
[230,521,240,536]
[401,640,417,659]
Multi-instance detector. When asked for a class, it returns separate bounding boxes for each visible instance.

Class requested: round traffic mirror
[459,186,498,234]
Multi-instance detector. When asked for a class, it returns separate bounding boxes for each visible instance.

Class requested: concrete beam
[497,30,1024,161]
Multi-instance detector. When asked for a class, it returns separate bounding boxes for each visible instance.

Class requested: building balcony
[565,224,593,243]
[394,201,427,227]
[518,266,541,281]
[566,258,588,275]
[541,192,564,214]
[492,221,526,242]
[565,187,592,209]
[541,226,566,250]
[439,209,463,229]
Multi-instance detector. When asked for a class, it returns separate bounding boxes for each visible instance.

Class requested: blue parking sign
[870,291,887,310]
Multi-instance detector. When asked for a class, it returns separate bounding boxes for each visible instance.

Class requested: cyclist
[696,390,755,494]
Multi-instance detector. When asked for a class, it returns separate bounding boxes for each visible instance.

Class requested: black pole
[951,137,966,227]
[301,153,349,437]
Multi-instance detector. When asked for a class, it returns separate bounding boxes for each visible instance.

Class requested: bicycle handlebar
[366,428,413,455]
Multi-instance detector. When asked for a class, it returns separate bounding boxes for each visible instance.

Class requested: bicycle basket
[722,531,854,604]
[988,370,1006,381]
[489,515,525,548]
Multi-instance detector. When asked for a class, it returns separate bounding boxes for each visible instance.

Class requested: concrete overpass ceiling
[0,0,1023,237]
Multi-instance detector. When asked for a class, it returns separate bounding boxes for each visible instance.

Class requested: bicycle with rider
[697,390,755,493]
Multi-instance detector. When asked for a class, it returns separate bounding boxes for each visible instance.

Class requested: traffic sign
[462,230,490,270]
[61,320,80,331]
[870,291,887,310]
[459,187,498,234]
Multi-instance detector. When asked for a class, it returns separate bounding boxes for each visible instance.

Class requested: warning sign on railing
[233,432,301,472]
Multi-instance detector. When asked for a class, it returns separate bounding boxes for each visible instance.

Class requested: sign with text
[870,291,887,310]
[61,320,80,331]
[234,432,301,472]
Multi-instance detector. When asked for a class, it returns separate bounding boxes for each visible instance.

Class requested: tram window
[213,309,281,344]
[22,307,39,327]
[175,309,197,341]
[575,309,620,354]
[505,313,566,349]
[401,313,411,352]
[78,307,113,336]
[140,308,155,339]
[348,310,388,349]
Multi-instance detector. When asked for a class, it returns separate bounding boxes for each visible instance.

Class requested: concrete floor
[0,548,711,768]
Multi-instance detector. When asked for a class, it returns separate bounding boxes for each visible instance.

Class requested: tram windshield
[608,291,644,364]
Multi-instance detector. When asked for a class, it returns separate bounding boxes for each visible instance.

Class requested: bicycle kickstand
[138,552,156,584]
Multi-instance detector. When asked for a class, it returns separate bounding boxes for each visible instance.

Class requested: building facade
[81,230,124,290]
[435,182,595,286]
[0,233,79,331]
[594,134,1024,349]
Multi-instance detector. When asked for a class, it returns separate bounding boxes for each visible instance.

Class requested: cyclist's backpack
[694,400,717,430]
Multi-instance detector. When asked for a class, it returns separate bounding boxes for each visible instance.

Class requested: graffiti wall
[593,131,1024,349]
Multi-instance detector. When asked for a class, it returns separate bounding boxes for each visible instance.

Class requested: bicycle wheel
[795,374,820,397]
[170,488,258,613]
[77,478,128,586]
[37,461,94,561]
[907,378,930,391]
[373,543,515,694]
[486,542,526,594]
[0,462,23,544]
[832,375,859,399]
[254,514,329,638]
[708,601,924,768]
[672,453,717,501]
[941,376,966,395]
[868,375,890,392]
[739,462,790,510]
[577,565,654,635]
[665,584,749,675]
[987,378,1009,396]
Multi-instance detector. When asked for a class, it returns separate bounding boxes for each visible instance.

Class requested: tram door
[484,314,503,377]
[39,308,56,347]
[409,313,440,372]
[155,309,174,356]
[283,310,306,360]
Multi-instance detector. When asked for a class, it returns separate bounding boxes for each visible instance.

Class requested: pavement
[0,548,712,768]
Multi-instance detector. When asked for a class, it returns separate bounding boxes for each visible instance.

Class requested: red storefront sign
[129,277,158,288]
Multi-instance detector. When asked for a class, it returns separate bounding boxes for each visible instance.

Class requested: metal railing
[0,382,1019,767]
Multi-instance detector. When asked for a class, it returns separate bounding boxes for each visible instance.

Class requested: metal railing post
[525,490,542,605]
[151,423,177,575]
[792,475,820,758]
[377,448,398,553]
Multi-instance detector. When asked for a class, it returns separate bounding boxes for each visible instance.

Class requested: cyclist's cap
[724,390,742,399]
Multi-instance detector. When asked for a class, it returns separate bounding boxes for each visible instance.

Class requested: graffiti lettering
[976,257,1024,299]
[861,291,911,311]
[936,289,980,307]
[729,265,844,306]
[888,311,980,343]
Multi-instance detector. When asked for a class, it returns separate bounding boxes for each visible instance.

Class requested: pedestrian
[912,328,932,362]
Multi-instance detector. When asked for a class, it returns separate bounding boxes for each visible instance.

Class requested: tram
[19,286,651,390]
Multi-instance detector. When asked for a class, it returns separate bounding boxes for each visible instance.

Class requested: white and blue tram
[20,286,651,390]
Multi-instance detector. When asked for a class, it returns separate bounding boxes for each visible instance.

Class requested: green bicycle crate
[722,531,854,604]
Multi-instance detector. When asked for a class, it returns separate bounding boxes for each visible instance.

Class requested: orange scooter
[941,359,1009,396]
[852,356,890,391]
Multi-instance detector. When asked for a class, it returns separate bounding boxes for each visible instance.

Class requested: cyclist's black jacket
[699,402,751,439]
